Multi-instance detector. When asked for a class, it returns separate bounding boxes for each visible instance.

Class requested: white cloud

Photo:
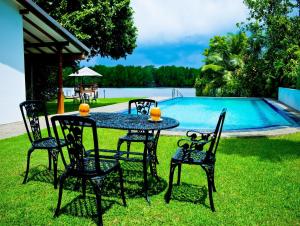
[131,0,249,45]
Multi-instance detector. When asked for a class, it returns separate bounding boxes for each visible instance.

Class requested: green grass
[46,97,142,115]
[0,130,299,225]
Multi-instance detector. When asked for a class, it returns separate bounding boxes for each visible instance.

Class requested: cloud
[132,0,249,45]
[82,1,249,68]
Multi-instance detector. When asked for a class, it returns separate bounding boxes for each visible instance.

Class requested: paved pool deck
[0,97,299,140]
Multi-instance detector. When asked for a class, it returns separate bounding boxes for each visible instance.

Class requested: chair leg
[211,167,216,192]
[155,151,159,165]
[207,178,215,212]
[143,158,149,202]
[177,163,182,185]
[117,165,127,206]
[54,173,67,217]
[48,149,52,170]
[23,147,34,184]
[205,168,215,212]
[126,141,131,158]
[165,161,177,203]
[60,149,67,168]
[53,154,58,189]
[117,139,123,153]
[82,178,87,198]
[92,184,103,226]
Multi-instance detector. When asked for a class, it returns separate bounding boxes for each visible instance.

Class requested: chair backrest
[207,108,227,155]
[83,93,90,102]
[128,98,157,115]
[94,91,98,99]
[51,115,101,174]
[20,100,51,143]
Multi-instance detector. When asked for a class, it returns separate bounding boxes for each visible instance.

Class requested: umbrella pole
[57,47,64,114]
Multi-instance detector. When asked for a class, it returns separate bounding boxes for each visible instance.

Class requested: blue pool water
[158,97,295,131]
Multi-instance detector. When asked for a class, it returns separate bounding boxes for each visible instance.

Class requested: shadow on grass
[165,182,210,209]
[220,136,300,161]
[26,162,167,198]
[56,196,117,225]
[121,162,168,198]
[26,162,167,223]
[24,165,56,184]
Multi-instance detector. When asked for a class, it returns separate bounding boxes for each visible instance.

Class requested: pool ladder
[172,88,183,98]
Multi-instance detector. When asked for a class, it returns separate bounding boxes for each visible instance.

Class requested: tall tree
[34,0,137,59]
[241,0,300,96]
[196,0,300,97]
[195,33,248,96]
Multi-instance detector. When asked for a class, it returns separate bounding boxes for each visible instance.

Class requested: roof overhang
[14,0,90,56]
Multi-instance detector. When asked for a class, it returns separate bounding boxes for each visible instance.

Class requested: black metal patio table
[88,112,179,202]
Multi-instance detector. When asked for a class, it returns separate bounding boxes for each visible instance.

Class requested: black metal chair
[81,93,90,103]
[115,99,160,202]
[117,98,158,160]
[165,109,226,211]
[92,91,99,103]
[20,100,67,189]
[51,115,126,226]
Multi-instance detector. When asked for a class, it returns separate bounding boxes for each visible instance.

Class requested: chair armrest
[177,137,212,151]
[186,130,214,142]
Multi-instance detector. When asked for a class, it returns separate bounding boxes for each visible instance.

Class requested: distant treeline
[63,65,199,87]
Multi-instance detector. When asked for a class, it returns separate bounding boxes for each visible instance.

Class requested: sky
[82,0,249,68]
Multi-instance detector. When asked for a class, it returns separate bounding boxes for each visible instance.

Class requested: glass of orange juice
[79,103,90,116]
[150,107,161,121]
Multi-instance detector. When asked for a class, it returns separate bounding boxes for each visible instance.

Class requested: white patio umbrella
[68,66,102,86]
[68,66,102,77]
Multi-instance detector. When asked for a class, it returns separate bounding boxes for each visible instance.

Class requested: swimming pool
[157,97,296,131]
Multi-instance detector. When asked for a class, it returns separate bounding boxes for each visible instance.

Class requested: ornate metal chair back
[128,99,157,134]
[20,100,51,143]
[51,115,101,174]
[207,108,227,156]
[128,99,157,115]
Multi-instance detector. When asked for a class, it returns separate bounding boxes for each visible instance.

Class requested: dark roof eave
[16,0,90,55]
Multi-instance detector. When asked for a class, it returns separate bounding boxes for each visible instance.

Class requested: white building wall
[0,0,25,125]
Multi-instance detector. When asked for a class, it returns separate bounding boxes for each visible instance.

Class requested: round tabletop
[89,112,179,131]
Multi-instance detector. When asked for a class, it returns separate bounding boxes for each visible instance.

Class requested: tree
[195,33,248,96]
[34,0,137,59]
[240,0,300,97]
[196,0,300,97]
[63,65,198,88]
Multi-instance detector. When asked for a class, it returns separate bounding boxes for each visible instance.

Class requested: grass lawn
[0,130,299,225]
[46,97,142,115]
